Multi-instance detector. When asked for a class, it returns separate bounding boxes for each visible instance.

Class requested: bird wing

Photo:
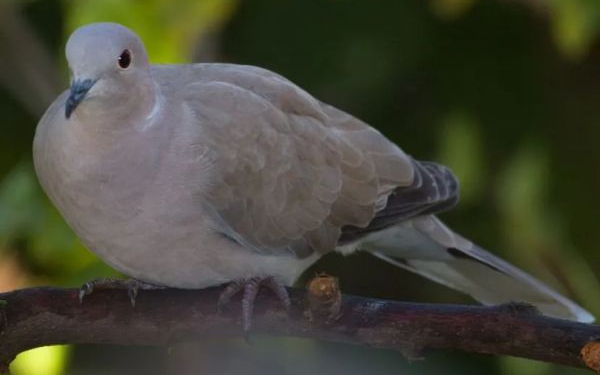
[174,64,457,257]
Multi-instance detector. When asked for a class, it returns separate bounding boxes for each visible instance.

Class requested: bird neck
[111,79,158,125]
[136,82,165,131]
[74,75,157,131]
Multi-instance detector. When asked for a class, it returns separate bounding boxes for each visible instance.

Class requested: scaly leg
[217,276,291,331]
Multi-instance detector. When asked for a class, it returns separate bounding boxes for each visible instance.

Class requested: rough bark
[0,285,599,373]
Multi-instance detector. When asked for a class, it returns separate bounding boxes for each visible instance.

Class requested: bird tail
[360,215,594,323]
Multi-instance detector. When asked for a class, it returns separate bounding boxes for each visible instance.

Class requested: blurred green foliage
[11,346,69,375]
[66,0,238,63]
[1,0,600,374]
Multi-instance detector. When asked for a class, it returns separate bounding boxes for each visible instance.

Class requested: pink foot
[217,276,291,331]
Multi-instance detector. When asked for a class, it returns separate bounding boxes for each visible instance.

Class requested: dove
[33,22,593,329]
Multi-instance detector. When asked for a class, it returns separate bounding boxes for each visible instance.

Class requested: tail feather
[361,215,594,323]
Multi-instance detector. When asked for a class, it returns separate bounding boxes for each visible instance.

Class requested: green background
[1,0,600,374]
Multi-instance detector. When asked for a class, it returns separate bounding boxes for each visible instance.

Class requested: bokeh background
[1,0,600,374]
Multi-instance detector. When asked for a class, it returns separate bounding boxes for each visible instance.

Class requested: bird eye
[118,49,132,69]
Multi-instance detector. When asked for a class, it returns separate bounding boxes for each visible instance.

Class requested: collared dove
[33,22,593,328]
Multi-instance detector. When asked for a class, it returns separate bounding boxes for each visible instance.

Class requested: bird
[33,22,594,330]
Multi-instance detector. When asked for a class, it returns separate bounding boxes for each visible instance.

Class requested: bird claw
[128,285,139,307]
[217,276,291,331]
[78,281,96,303]
[78,278,162,307]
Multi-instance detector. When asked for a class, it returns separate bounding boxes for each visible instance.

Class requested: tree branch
[0,285,599,373]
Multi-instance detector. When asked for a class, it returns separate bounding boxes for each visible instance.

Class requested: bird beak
[65,78,96,119]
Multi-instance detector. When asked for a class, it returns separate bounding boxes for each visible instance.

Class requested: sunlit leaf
[496,143,548,254]
[437,110,484,204]
[11,345,70,375]
[550,0,600,60]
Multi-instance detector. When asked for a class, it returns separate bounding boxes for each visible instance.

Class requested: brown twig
[0,286,599,373]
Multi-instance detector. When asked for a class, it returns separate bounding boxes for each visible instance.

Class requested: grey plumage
[33,22,593,323]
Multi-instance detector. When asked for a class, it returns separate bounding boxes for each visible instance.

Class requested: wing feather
[174,64,428,257]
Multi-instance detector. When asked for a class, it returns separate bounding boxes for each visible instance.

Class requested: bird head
[64,22,151,119]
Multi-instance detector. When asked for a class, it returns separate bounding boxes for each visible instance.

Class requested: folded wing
[178,64,445,258]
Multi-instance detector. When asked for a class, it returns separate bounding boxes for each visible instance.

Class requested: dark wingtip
[65,103,73,119]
